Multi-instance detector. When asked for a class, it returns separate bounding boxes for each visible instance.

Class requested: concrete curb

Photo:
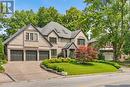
[4,73,16,82]
[40,64,67,76]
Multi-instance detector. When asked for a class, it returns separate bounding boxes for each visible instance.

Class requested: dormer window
[49,37,57,44]
[26,32,38,41]
[55,28,60,33]
[62,30,68,34]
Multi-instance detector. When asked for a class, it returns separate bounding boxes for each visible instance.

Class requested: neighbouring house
[4,22,88,61]
[87,39,114,60]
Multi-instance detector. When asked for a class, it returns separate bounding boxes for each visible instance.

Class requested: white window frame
[26,32,38,41]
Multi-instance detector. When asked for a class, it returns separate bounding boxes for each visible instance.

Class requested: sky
[15,0,86,14]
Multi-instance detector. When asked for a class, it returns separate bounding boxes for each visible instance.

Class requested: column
[49,50,51,59]
[63,50,66,58]
[67,49,70,58]
[23,50,26,61]
[7,49,10,61]
[37,50,39,61]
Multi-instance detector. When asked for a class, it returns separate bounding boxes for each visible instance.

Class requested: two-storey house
[4,22,87,61]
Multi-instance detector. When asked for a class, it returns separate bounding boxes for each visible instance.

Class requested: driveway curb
[4,73,16,82]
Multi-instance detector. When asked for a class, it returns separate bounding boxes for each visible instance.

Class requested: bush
[0,38,6,73]
[42,58,76,64]
[94,60,121,69]
[42,58,76,72]
[98,52,105,60]
[76,46,98,63]
[43,63,64,72]
[55,66,64,72]
[0,65,5,73]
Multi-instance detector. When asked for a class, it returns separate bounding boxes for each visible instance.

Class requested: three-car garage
[10,50,49,61]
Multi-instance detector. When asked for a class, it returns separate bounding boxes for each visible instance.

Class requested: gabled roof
[3,25,27,44]
[4,22,88,45]
[63,42,77,49]
[4,24,53,47]
[37,22,72,38]
[37,21,85,39]
[71,30,81,38]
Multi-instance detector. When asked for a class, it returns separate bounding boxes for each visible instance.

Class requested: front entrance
[69,49,75,58]
[63,49,75,58]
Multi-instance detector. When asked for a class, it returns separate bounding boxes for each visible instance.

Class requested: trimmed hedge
[42,58,76,64]
[0,60,6,73]
[94,60,121,69]
[0,65,4,73]
[42,58,76,72]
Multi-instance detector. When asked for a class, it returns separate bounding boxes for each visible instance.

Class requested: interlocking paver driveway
[5,61,61,81]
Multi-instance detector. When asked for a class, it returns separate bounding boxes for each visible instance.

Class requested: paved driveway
[5,61,61,81]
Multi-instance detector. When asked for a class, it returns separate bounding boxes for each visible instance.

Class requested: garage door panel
[26,50,37,61]
[10,50,23,61]
[39,51,49,60]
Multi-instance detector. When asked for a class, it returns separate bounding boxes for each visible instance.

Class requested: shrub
[0,38,6,61]
[98,52,105,60]
[94,60,121,69]
[42,58,76,72]
[43,63,64,72]
[42,58,76,64]
[55,66,64,72]
[0,38,6,73]
[76,46,98,63]
[0,65,5,73]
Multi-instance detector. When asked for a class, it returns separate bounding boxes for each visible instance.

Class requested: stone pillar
[7,49,10,61]
[63,50,66,58]
[49,50,51,59]
[67,49,70,58]
[23,50,26,61]
[37,50,39,61]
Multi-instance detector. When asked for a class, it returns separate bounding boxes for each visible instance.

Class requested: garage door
[39,51,49,60]
[10,50,23,61]
[26,50,37,61]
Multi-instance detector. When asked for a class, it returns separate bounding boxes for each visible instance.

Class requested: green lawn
[49,62,118,75]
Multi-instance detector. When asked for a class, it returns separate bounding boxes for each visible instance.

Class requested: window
[77,39,85,45]
[26,32,38,41]
[26,33,29,40]
[33,33,38,41]
[30,33,33,40]
[49,37,57,44]
[51,49,57,57]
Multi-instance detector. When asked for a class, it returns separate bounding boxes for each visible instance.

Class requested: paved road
[0,72,130,87]
[5,61,60,81]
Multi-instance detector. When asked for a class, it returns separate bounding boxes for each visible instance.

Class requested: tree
[123,31,130,55]
[0,38,6,72]
[37,7,62,27]
[84,0,129,61]
[1,10,37,36]
[61,7,83,31]
[0,38,5,60]
[76,46,97,63]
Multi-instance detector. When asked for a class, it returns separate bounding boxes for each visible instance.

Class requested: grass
[49,62,118,75]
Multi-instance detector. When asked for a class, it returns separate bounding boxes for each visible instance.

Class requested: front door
[69,49,75,58]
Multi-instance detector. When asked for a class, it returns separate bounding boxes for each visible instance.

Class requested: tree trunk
[112,43,119,61]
